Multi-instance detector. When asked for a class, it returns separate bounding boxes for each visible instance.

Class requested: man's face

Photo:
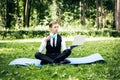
[50,23,59,34]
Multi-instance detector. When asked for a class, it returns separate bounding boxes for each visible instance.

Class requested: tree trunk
[115,0,120,31]
[23,0,31,27]
[80,0,85,25]
[16,0,20,27]
[113,0,116,29]
[96,0,99,29]
[6,0,11,28]
[5,0,15,29]
[100,0,103,29]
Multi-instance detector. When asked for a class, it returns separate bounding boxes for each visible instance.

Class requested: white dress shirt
[39,33,67,53]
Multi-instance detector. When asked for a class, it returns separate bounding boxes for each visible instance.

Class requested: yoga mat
[9,53,105,67]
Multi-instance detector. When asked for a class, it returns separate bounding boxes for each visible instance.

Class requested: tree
[23,0,32,27]
[0,0,6,28]
[0,0,116,30]
[115,0,120,31]
[100,0,103,29]
[80,0,86,25]
[6,0,15,28]
[96,0,99,29]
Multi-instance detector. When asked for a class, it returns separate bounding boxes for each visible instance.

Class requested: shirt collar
[50,32,57,39]
[50,32,57,36]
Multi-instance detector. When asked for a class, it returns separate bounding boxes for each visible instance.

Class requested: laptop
[72,35,86,46]
[70,36,86,50]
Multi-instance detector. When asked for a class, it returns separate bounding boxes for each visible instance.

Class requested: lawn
[0,39,120,80]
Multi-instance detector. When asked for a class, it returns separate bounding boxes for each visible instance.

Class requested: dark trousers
[35,49,71,64]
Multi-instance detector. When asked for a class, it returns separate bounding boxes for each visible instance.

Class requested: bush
[0,30,49,40]
[0,30,119,40]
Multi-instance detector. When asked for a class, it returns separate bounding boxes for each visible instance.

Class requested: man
[35,21,75,65]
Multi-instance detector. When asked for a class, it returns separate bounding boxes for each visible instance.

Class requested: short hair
[49,21,58,28]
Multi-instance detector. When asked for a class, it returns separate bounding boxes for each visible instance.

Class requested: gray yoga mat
[9,53,105,67]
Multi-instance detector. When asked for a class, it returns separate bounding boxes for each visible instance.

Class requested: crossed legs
[35,49,71,65]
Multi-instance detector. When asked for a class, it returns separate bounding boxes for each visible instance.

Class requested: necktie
[53,38,55,47]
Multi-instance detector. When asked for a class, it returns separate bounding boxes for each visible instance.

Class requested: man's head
[49,21,59,34]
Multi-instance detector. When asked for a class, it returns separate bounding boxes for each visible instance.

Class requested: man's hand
[45,36,51,42]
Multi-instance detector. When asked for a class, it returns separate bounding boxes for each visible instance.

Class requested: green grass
[0,40,120,80]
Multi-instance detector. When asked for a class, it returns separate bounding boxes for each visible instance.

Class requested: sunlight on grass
[0,37,120,43]
[0,48,16,53]
[0,40,120,80]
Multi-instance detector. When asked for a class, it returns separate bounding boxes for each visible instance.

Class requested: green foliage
[0,40,120,79]
[0,30,49,40]
[0,30,120,40]
[0,0,115,30]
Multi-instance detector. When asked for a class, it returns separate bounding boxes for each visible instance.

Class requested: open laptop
[70,35,86,50]
[72,35,86,46]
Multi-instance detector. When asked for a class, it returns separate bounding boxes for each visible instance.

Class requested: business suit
[35,33,71,65]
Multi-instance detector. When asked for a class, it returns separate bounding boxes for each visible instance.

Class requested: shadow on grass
[0,40,120,79]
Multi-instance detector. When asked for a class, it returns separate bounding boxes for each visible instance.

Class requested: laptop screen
[72,36,86,46]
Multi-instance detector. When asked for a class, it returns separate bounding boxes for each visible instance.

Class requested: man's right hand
[45,36,51,42]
